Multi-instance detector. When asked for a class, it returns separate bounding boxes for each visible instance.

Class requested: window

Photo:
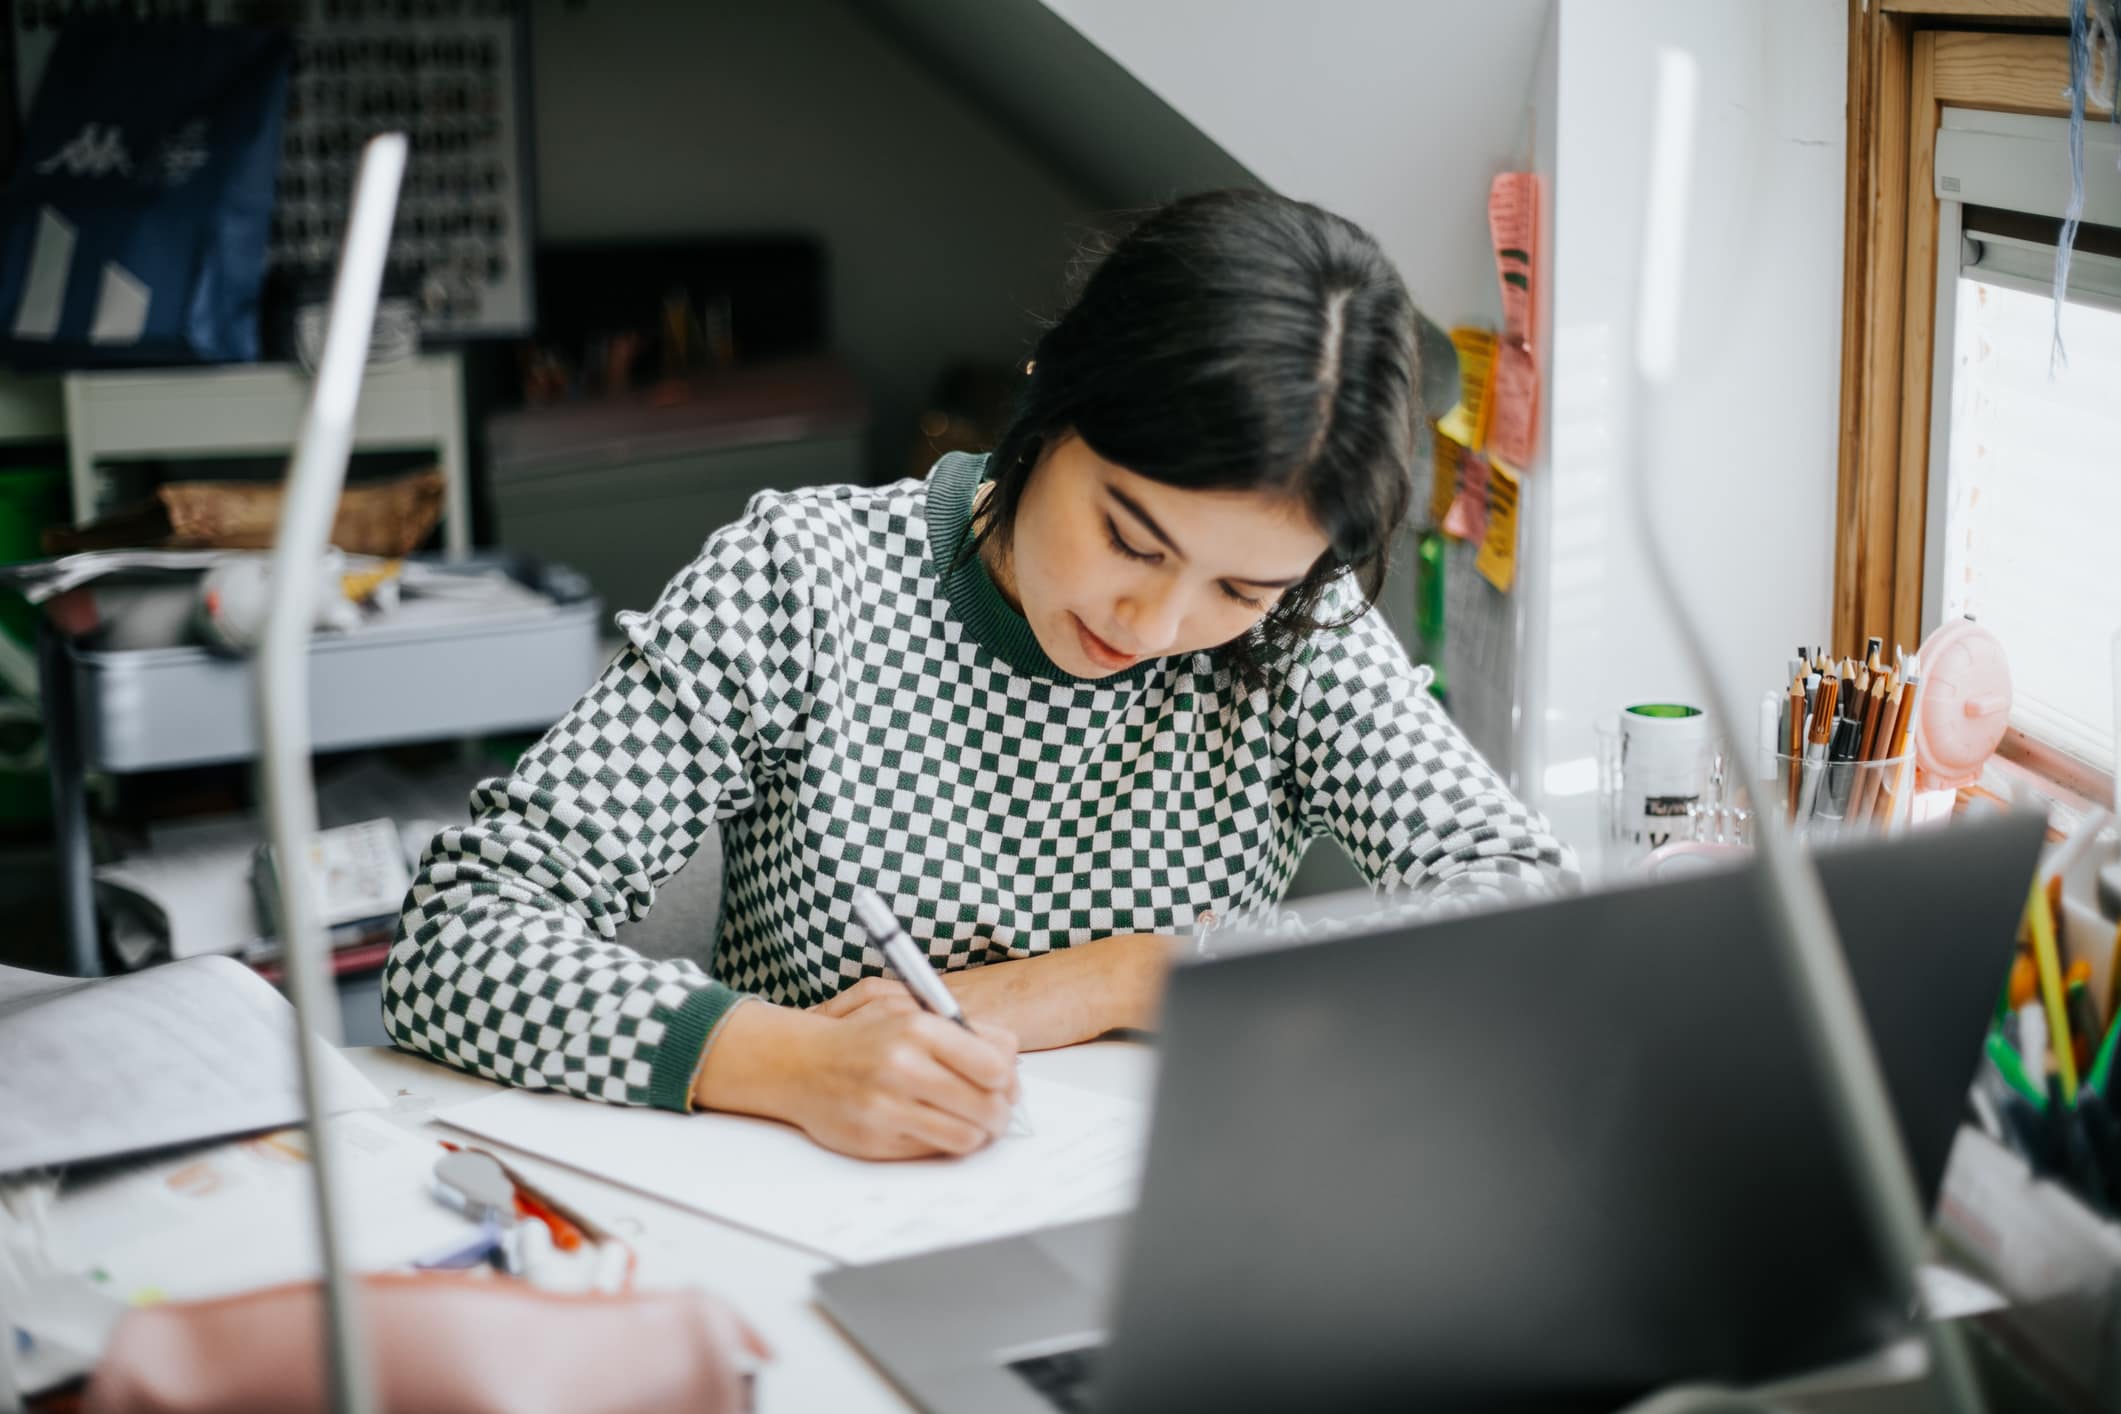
[1929,115,2121,777]
[1841,19,2119,798]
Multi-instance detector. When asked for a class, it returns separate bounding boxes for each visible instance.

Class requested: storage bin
[57,556,602,773]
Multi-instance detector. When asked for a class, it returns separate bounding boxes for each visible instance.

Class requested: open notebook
[0,956,383,1174]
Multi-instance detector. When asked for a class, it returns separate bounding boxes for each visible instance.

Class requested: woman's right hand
[692,1001,1020,1160]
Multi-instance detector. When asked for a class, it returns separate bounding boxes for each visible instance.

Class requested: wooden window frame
[1840,0,2114,802]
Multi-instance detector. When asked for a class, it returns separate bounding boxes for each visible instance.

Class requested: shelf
[62,353,471,559]
[40,556,604,977]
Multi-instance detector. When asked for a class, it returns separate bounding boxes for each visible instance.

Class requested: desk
[346,1040,1157,1413]
[342,1042,1987,1414]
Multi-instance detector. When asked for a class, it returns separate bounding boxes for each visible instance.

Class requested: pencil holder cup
[1758,748,1914,841]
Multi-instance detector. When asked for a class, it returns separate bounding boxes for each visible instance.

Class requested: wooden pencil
[1851,673,1893,823]
[1794,675,1839,824]
[1786,677,1807,818]
[1874,673,1922,827]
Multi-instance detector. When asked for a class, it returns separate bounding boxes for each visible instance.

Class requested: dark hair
[971,187,1420,684]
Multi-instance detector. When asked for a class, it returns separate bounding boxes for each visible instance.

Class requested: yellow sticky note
[1476,461,1521,592]
[1429,427,1463,529]
[1435,327,1498,451]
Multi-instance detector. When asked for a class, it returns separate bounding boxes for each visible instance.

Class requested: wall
[1441,3,1558,781]
[1040,0,1553,336]
[1521,0,1847,865]
[528,0,1097,480]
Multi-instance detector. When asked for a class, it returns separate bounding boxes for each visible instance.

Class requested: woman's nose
[1114,584,1184,654]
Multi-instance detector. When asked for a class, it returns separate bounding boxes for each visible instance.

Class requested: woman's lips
[1072,614,1138,670]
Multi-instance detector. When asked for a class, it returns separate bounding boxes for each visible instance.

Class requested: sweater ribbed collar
[924,452,1160,688]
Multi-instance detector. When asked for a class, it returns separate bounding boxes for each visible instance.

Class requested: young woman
[385,189,1576,1160]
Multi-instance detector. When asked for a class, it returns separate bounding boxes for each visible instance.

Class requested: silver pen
[851,887,1032,1135]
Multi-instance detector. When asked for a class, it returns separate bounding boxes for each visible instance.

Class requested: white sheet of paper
[439,1067,1149,1265]
[0,956,385,1174]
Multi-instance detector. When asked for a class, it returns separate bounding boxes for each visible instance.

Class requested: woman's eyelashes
[1103,516,1267,610]
[1103,516,1157,564]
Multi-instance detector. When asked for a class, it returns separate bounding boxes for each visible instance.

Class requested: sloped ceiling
[1041,1,1554,332]
[846,0,1542,415]
[847,0,1258,210]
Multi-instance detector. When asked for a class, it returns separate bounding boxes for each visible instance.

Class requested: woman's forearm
[946,933,1178,1049]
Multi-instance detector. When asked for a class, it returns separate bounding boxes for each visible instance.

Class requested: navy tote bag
[0,22,292,367]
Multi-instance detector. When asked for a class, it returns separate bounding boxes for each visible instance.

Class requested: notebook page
[0,956,385,1174]
[440,1067,1148,1265]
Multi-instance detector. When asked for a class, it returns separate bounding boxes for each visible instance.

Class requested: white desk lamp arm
[1622,52,1984,1414]
[255,132,406,1414]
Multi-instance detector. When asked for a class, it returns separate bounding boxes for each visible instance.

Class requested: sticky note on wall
[1430,427,1464,529]
[1486,339,1540,469]
[1443,450,1491,545]
[1476,460,1521,592]
[1488,172,1540,343]
[1435,327,1497,451]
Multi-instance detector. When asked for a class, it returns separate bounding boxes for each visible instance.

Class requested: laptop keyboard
[1008,1346,1103,1412]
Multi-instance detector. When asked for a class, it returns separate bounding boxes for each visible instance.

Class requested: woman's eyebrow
[1107,487,1186,558]
[1108,487,1306,591]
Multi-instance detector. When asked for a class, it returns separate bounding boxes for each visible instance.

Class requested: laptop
[816,813,2047,1413]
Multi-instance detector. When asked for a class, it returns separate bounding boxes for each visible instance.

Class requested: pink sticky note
[1488,173,1539,343]
[1486,339,1540,469]
[1442,451,1490,543]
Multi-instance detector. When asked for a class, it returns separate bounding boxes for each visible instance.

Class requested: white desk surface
[345,1042,1986,1413]
[345,1039,1157,1414]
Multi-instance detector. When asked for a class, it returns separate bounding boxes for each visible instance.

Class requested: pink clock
[1914,616,2013,791]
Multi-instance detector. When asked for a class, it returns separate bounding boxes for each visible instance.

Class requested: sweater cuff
[648,982,750,1113]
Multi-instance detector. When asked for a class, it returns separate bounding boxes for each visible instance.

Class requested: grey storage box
[487,356,869,618]
[65,562,602,773]
[39,556,604,977]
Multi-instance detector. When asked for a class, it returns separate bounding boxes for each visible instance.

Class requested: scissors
[417,1149,523,1274]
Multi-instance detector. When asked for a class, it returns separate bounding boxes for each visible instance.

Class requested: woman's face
[987,434,1329,679]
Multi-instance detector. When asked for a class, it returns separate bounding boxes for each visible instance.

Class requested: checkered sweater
[384,453,1575,1109]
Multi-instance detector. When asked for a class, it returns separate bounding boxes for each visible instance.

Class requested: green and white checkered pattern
[384,453,1575,1108]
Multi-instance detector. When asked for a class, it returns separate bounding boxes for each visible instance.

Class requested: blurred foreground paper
[0,956,384,1174]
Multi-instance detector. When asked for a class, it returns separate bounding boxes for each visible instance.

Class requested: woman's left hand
[812,933,1177,1051]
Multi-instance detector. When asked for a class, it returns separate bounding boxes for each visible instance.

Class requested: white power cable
[256,132,407,1414]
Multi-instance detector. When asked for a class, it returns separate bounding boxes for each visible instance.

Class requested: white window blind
[1941,270,2121,773]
